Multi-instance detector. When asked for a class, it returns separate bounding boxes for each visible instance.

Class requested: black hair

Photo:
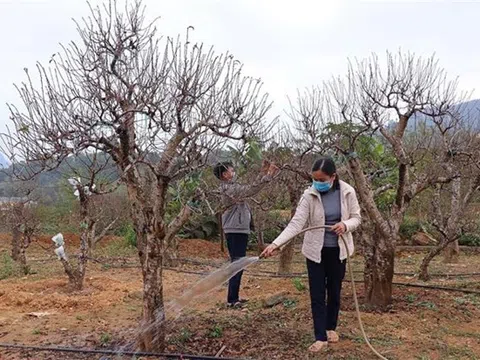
[312,156,340,190]
[213,162,234,180]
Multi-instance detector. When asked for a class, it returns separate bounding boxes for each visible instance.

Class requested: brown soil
[177,238,228,260]
[0,235,479,359]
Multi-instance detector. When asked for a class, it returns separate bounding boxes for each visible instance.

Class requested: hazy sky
[1,0,479,132]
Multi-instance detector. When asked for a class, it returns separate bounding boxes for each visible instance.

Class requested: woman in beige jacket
[261,157,361,353]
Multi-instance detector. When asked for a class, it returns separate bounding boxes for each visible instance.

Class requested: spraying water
[114,256,260,358]
[168,256,259,317]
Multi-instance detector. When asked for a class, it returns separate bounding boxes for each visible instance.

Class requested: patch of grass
[101,264,112,271]
[243,299,262,311]
[121,224,137,247]
[406,293,417,304]
[342,333,365,344]
[100,333,112,345]
[32,329,41,335]
[465,294,480,307]
[403,256,417,265]
[454,297,468,306]
[415,355,432,360]
[292,278,306,292]
[444,328,480,340]
[343,333,402,347]
[439,344,478,359]
[209,324,223,338]
[177,328,192,343]
[0,252,22,280]
[126,305,141,312]
[96,238,137,258]
[459,233,480,246]
[283,299,297,309]
[300,333,314,350]
[417,301,437,310]
[415,354,431,360]
[75,315,85,321]
[371,335,403,346]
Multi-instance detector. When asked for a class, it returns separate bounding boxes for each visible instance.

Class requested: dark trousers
[306,247,346,341]
[226,233,248,304]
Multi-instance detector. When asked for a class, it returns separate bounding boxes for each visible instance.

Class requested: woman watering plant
[261,156,361,353]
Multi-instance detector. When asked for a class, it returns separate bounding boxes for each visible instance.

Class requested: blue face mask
[313,180,332,193]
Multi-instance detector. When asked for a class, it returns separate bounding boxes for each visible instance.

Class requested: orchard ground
[0,235,479,360]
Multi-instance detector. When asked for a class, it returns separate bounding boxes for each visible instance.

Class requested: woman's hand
[331,222,347,236]
[260,243,279,258]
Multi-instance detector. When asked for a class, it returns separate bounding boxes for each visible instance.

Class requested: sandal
[327,330,339,343]
[308,340,328,353]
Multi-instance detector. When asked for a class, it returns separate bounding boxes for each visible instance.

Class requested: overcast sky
[1,0,479,133]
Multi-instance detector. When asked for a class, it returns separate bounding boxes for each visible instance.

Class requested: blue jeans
[306,247,346,341]
[226,233,248,304]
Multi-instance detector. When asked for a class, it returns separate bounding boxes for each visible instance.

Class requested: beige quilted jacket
[272,180,361,263]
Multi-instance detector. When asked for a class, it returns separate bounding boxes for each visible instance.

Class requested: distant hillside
[0,149,232,202]
[408,99,480,130]
[0,152,119,202]
[0,153,10,168]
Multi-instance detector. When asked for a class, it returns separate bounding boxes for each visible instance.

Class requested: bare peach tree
[50,150,119,290]
[418,123,480,280]
[1,184,40,274]
[1,1,271,350]
[291,52,465,307]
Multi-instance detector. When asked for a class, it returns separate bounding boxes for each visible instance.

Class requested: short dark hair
[312,156,340,190]
[213,162,233,180]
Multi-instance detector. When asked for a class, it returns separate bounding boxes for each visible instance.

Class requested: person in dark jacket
[214,161,279,308]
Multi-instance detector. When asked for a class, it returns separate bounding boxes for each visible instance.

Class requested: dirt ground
[0,235,480,360]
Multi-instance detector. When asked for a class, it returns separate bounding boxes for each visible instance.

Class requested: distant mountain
[0,153,10,169]
[408,99,480,130]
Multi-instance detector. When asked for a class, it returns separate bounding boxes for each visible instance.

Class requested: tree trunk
[443,240,460,263]
[59,232,88,291]
[163,236,178,267]
[443,176,461,264]
[278,184,300,274]
[418,236,457,281]
[257,229,265,255]
[347,157,398,308]
[59,190,91,291]
[75,230,89,289]
[278,241,295,274]
[124,176,167,351]
[137,230,165,352]
[11,226,21,261]
[12,230,29,275]
[87,222,96,252]
[60,258,85,291]
[363,233,395,308]
[18,237,29,275]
